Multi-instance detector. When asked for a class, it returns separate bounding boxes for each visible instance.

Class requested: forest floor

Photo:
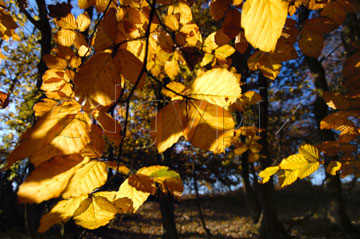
[1,180,360,239]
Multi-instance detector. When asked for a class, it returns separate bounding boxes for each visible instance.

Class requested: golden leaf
[214,44,236,61]
[6,101,91,168]
[203,32,220,53]
[62,160,108,198]
[161,82,188,101]
[94,8,118,51]
[164,57,180,79]
[116,179,150,212]
[278,169,299,187]
[248,50,281,80]
[184,100,235,153]
[298,29,324,58]
[33,99,58,117]
[73,196,118,229]
[258,166,279,184]
[0,91,9,109]
[164,14,179,31]
[241,0,289,52]
[76,12,91,32]
[55,13,77,30]
[189,68,241,107]
[55,29,76,47]
[327,161,342,176]
[74,52,122,107]
[38,195,88,233]
[18,155,87,204]
[168,2,193,25]
[150,100,187,153]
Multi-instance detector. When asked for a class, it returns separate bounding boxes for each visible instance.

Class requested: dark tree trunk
[305,56,356,232]
[159,192,178,239]
[240,152,261,223]
[257,74,288,239]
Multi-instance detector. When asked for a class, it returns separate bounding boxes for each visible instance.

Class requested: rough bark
[159,192,178,239]
[257,74,288,239]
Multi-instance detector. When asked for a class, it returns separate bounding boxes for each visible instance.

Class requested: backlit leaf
[116,179,150,212]
[189,68,241,107]
[18,155,87,203]
[327,161,342,176]
[73,196,118,229]
[258,166,279,183]
[38,195,88,233]
[62,160,108,198]
[241,0,289,52]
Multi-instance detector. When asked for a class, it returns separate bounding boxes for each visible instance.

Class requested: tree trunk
[257,74,288,239]
[305,56,356,232]
[159,192,178,239]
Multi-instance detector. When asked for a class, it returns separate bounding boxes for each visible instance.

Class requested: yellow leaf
[76,12,91,32]
[200,53,215,67]
[168,2,193,25]
[116,179,150,212]
[298,29,324,58]
[258,166,279,184]
[62,160,108,198]
[327,161,342,176]
[189,68,241,107]
[320,112,358,135]
[278,169,299,187]
[203,32,220,53]
[161,82,188,101]
[164,57,180,79]
[184,100,235,153]
[74,52,122,107]
[164,14,179,31]
[55,13,77,30]
[78,0,95,10]
[150,100,187,153]
[38,195,88,233]
[248,50,281,80]
[33,99,58,117]
[6,101,91,168]
[18,155,87,204]
[214,44,235,61]
[55,29,76,47]
[241,0,289,52]
[73,196,117,229]
[298,144,319,163]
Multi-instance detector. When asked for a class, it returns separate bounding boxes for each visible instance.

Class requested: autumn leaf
[258,166,279,183]
[6,101,91,168]
[189,68,241,107]
[241,0,289,52]
[62,160,108,198]
[327,161,342,176]
[38,195,88,233]
[17,155,88,204]
[73,196,118,229]
[0,91,10,109]
[116,179,150,212]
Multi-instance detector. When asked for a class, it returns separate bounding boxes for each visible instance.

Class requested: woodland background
[0,0,360,239]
